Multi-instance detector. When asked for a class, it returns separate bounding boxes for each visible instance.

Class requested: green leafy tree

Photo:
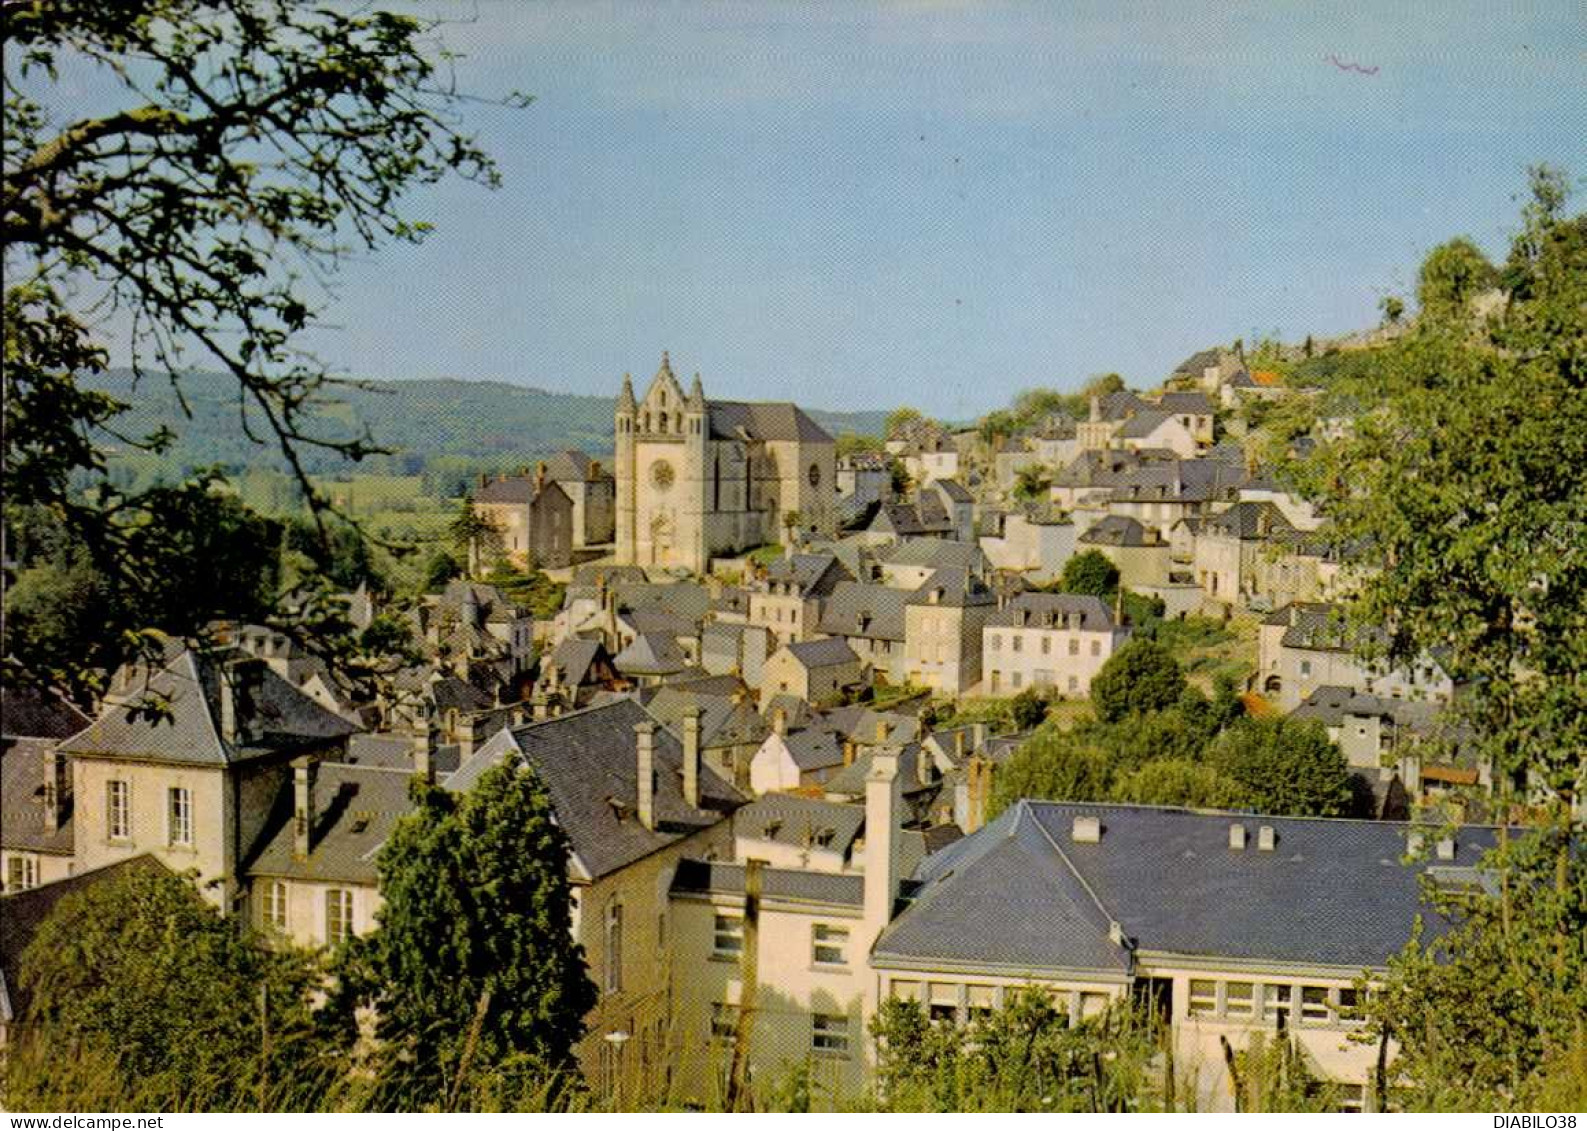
[1081,372,1126,399]
[887,456,913,497]
[1113,757,1246,809]
[884,406,927,439]
[835,431,885,458]
[3,0,511,694]
[1357,823,1587,1111]
[6,864,341,1111]
[1414,236,1499,320]
[1089,638,1185,723]
[424,549,464,591]
[977,409,1018,447]
[1205,717,1354,818]
[346,760,596,1109]
[990,723,1114,812]
[1009,686,1051,731]
[1012,463,1052,502]
[449,494,504,580]
[1060,549,1120,597]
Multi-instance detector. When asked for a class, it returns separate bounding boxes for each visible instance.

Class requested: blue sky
[69,2,1587,417]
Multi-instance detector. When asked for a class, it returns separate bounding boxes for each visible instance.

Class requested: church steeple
[617,372,637,414]
[686,372,706,413]
[656,350,674,383]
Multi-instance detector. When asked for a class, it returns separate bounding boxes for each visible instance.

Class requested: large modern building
[613,354,837,574]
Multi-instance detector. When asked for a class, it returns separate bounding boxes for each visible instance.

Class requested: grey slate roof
[1291,686,1445,735]
[341,733,463,776]
[822,743,935,799]
[707,401,833,444]
[1116,409,1181,440]
[734,793,866,854]
[671,859,864,908]
[764,553,850,596]
[1094,391,1149,421]
[1078,515,1158,547]
[780,726,847,773]
[615,633,690,676]
[1204,500,1296,540]
[878,538,985,572]
[987,593,1117,632]
[1154,391,1215,414]
[0,738,73,855]
[446,699,744,882]
[1,686,91,740]
[816,582,909,642]
[59,649,356,767]
[932,478,974,503]
[245,762,417,885]
[906,568,996,608]
[543,450,611,482]
[781,637,861,670]
[881,800,1501,974]
[647,686,766,750]
[544,638,605,688]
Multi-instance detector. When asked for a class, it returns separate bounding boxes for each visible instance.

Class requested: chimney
[842,739,856,766]
[413,720,436,784]
[772,707,788,737]
[532,691,550,721]
[590,459,602,480]
[535,461,548,490]
[875,719,889,744]
[1071,815,1102,843]
[293,758,317,860]
[1435,836,1456,862]
[42,747,66,833]
[683,706,703,810]
[954,730,965,759]
[863,752,902,947]
[635,721,657,831]
[457,714,477,761]
[219,667,240,745]
[1257,824,1276,851]
[972,723,987,749]
[1228,823,1247,850]
[1089,395,1101,423]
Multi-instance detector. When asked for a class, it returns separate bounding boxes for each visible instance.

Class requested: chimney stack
[1071,815,1102,843]
[635,721,657,830]
[772,707,787,737]
[457,714,477,761]
[293,758,317,859]
[1229,823,1247,850]
[875,718,889,743]
[1257,825,1276,852]
[863,752,902,949]
[683,706,703,810]
[219,667,240,746]
[842,739,856,766]
[413,720,436,784]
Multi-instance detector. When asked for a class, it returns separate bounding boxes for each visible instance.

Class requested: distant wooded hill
[84,369,890,480]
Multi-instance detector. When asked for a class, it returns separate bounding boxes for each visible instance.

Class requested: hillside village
[4,331,1563,1113]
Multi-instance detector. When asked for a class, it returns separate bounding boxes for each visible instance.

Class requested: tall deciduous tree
[1089,637,1184,723]
[3,0,513,694]
[1205,717,1355,818]
[346,760,597,1110]
[1060,549,1120,597]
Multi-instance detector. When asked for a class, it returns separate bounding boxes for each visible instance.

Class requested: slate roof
[906,568,996,609]
[778,727,847,773]
[1154,391,1215,415]
[1291,686,1445,736]
[879,800,1501,974]
[822,743,935,799]
[1,686,91,740]
[0,738,73,855]
[1271,602,1389,654]
[878,539,985,572]
[1173,348,1223,376]
[615,633,690,676]
[1203,500,1296,541]
[987,593,1117,632]
[245,763,417,885]
[1078,515,1159,548]
[446,699,745,882]
[473,475,539,504]
[932,478,974,503]
[817,582,909,642]
[734,794,866,855]
[817,705,923,746]
[1116,410,1182,440]
[671,859,864,908]
[707,401,833,444]
[341,733,463,776]
[1094,391,1149,421]
[780,637,861,670]
[544,637,606,688]
[764,553,849,596]
[1,855,173,1025]
[647,686,766,750]
[59,649,356,767]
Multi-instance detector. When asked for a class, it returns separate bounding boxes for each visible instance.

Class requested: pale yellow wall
[72,757,231,905]
[984,625,1127,697]
[904,604,990,694]
[0,849,73,892]
[252,876,382,949]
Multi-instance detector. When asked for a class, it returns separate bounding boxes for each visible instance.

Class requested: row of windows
[890,980,1110,1026]
[708,1006,854,1057]
[987,670,1082,693]
[988,633,1103,657]
[1186,978,1361,1027]
[104,781,192,848]
[260,881,356,945]
[711,914,851,968]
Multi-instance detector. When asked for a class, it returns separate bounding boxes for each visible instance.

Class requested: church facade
[614,354,837,574]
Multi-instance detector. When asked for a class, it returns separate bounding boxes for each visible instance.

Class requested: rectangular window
[712,912,743,959]
[106,780,130,841]
[1090,639,1102,656]
[5,856,37,892]
[1301,985,1332,1023]
[989,634,1001,652]
[1300,660,1312,676]
[1188,979,1217,1017]
[1334,1083,1366,1113]
[1265,984,1293,1027]
[811,1013,851,1056]
[605,902,623,994]
[1069,638,1080,655]
[1011,671,1022,690]
[1336,986,1361,1017]
[811,923,849,966]
[966,983,996,1022]
[1068,675,1079,692]
[928,982,959,1024]
[167,787,193,847]
[264,881,288,932]
[325,888,353,945]
[890,979,922,1002]
[1041,636,1052,655]
[1011,635,1022,654]
[1225,981,1256,1019]
[709,1002,740,1044]
[1080,992,1110,1020]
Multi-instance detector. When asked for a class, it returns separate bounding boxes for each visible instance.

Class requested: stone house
[813,581,910,686]
[978,505,1076,583]
[748,552,852,645]
[759,639,867,710]
[1257,603,1456,712]
[982,594,1129,698]
[1193,501,1297,606]
[1076,515,1171,589]
[0,688,91,893]
[472,470,575,571]
[902,569,996,695]
[541,449,617,548]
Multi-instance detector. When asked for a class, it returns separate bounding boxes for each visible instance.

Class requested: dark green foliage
[1011,463,1052,501]
[424,549,464,590]
[1009,687,1051,731]
[482,565,567,620]
[1089,638,1185,723]
[6,866,343,1111]
[1360,822,1587,1110]
[345,761,596,1109]
[1113,757,1247,809]
[1206,717,1356,818]
[1060,550,1119,597]
[1414,237,1498,320]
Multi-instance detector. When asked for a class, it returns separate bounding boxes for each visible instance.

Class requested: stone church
[614,353,837,574]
